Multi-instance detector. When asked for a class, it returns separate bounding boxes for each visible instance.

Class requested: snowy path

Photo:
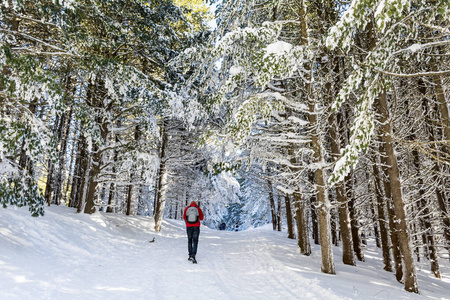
[1,206,450,300]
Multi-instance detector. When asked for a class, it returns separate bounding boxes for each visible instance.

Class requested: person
[219,222,226,230]
[183,201,204,263]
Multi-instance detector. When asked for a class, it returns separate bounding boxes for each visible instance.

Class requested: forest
[0,0,449,294]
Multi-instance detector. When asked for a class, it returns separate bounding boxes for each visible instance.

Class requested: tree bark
[434,185,450,260]
[106,123,120,213]
[370,200,381,248]
[125,126,141,216]
[45,115,61,206]
[310,195,320,245]
[54,107,72,205]
[432,68,450,155]
[69,135,82,208]
[277,193,282,232]
[84,149,99,214]
[380,145,403,282]
[84,81,109,213]
[294,191,311,255]
[329,112,355,265]
[175,199,178,220]
[267,177,277,231]
[418,196,440,278]
[371,151,392,272]
[126,174,134,216]
[377,90,419,293]
[330,206,338,247]
[76,132,89,213]
[296,0,334,273]
[106,182,116,213]
[154,120,169,232]
[308,102,335,274]
[285,195,296,239]
[64,119,79,206]
[346,173,364,262]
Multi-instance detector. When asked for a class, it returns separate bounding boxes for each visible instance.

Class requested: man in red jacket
[183,201,204,263]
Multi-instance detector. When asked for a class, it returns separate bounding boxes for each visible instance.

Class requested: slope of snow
[1,206,449,299]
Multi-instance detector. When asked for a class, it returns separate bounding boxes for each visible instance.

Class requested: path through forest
[1,206,449,299]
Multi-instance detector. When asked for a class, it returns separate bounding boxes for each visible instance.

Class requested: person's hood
[190,201,197,207]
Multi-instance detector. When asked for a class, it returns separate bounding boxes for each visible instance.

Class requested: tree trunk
[45,161,54,206]
[84,150,99,214]
[370,200,381,248]
[69,136,82,208]
[106,183,115,213]
[310,195,320,245]
[432,68,450,154]
[277,193,282,232]
[174,200,179,220]
[84,114,106,215]
[435,185,450,261]
[380,146,403,282]
[336,182,355,265]
[125,126,141,216]
[329,111,355,265]
[153,167,159,216]
[45,115,60,206]
[154,121,169,232]
[377,90,418,293]
[309,102,335,274]
[296,0,335,274]
[267,177,277,231]
[286,143,304,244]
[126,174,134,216]
[84,112,109,213]
[371,151,392,272]
[54,108,72,205]
[424,234,435,266]
[285,195,296,239]
[106,124,120,213]
[346,173,364,262]
[76,132,89,213]
[64,119,79,206]
[315,165,335,274]
[294,191,311,255]
[413,151,441,278]
[331,207,339,247]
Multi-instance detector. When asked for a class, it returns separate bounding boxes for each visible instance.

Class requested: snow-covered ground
[1,206,449,299]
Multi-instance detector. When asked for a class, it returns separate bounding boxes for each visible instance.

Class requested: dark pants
[186,226,200,256]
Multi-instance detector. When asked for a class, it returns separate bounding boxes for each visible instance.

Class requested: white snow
[229,66,244,76]
[288,116,309,126]
[408,43,422,53]
[1,206,450,299]
[265,41,293,55]
[0,160,18,177]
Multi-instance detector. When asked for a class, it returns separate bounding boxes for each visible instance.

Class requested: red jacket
[183,201,204,227]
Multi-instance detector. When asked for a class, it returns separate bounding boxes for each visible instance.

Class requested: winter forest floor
[1,206,450,300]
